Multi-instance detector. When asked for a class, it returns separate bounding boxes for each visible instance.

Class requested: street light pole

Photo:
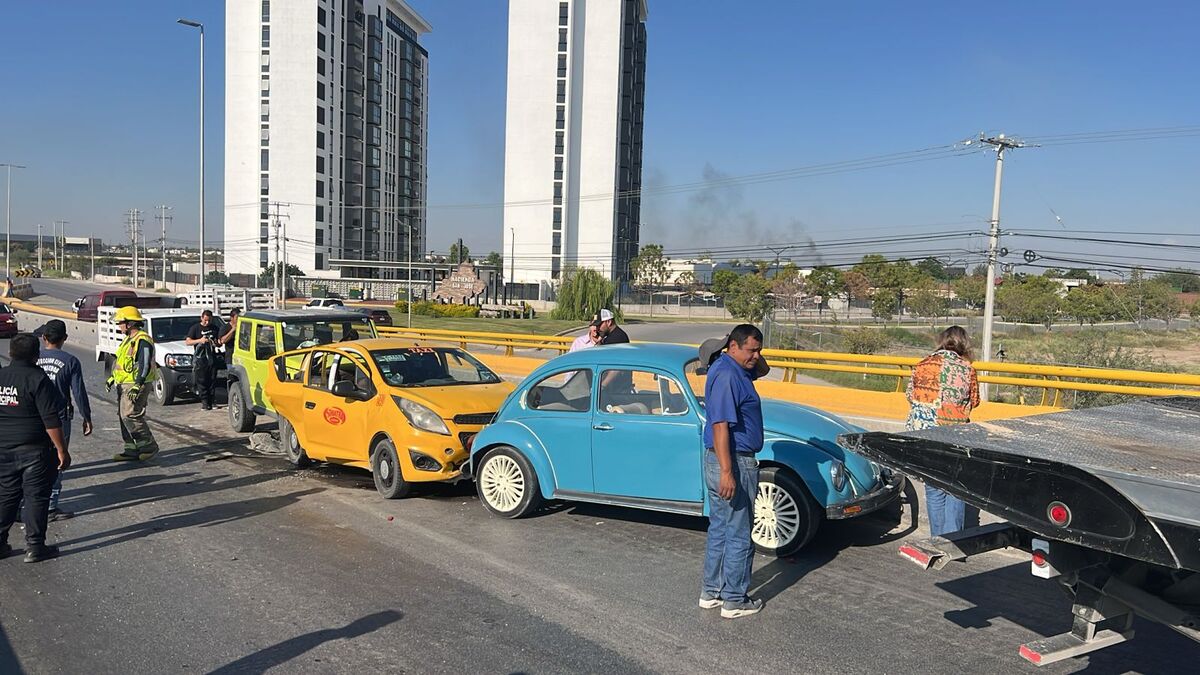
[976,134,1025,401]
[2,163,27,279]
[36,223,42,270]
[177,18,205,289]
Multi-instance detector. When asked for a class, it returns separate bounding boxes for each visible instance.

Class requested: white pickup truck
[96,306,225,406]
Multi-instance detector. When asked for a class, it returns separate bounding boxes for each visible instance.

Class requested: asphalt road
[0,338,1193,673]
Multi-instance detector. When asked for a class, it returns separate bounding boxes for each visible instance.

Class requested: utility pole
[127,208,143,288]
[90,237,95,281]
[36,223,42,270]
[59,221,68,274]
[975,133,1027,400]
[270,202,289,305]
[2,163,27,280]
[157,205,172,289]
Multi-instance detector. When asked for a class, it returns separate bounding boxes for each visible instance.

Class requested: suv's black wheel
[371,438,411,499]
[228,382,256,433]
[752,467,822,557]
[476,447,542,518]
[153,377,175,406]
[279,416,310,468]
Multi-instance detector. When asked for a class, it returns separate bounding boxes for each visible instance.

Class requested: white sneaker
[698,593,722,609]
[720,597,764,619]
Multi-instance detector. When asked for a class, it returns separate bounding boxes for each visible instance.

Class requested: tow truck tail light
[1047,501,1071,527]
[1030,538,1059,579]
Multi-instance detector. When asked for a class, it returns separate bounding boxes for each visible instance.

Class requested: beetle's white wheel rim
[753,482,801,550]
[481,455,524,512]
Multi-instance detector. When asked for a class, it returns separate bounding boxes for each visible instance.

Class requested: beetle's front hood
[761,399,876,478]
[390,381,515,418]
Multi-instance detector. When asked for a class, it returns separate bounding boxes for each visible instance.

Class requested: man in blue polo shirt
[698,324,769,619]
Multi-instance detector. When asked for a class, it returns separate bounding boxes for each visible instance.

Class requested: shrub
[843,327,890,355]
[552,267,618,321]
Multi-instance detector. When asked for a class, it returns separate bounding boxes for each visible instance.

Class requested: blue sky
[1,1,1196,272]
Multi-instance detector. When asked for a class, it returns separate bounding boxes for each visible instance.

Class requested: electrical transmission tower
[127,208,143,288]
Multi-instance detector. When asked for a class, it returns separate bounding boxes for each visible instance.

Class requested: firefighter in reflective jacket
[106,306,160,461]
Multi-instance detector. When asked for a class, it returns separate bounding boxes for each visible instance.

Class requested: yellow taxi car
[265,338,515,498]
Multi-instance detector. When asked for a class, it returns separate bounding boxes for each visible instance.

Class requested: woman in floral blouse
[905,325,980,537]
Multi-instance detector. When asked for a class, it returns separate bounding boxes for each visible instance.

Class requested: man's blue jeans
[702,450,759,602]
[925,484,965,537]
[48,416,71,511]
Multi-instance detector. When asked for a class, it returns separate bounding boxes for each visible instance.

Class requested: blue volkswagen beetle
[467,343,904,556]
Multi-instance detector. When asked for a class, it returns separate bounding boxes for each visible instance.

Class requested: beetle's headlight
[830,460,848,492]
[393,395,450,435]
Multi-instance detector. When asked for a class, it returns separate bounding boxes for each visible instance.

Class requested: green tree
[996,276,1062,328]
[629,244,670,317]
[448,242,471,264]
[871,288,898,321]
[205,270,231,285]
[711,269,739,296]
[1191,298,1200,324]
[1062,285,1109,326]
[952,275,987,309]
[916,257,947,281]
[551,267,619,321]
[1140,280,1182,325]
[907,281,947,326]
[725,273,773,323]
[257,262,304,287]
[1156,270,1200,293]
[484,251,503,269]
[1063,268,1095,281]
[806,266,844,316]
[853,254,891,287]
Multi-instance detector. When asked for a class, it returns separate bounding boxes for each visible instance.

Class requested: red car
[0,302,18,337]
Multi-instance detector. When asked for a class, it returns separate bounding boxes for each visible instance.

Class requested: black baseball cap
[34,319,68,341]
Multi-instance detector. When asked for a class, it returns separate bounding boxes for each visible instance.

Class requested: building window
[553,182,563,205]
[555,131,564,154]
[260,249,269,266]
[559,2,569,26]
[261,26,270,48]
[558,28,568,51]
[316,252,324,269]
[553,208,562,229]
[260,149,269,171]
[261,0,269,21]
[261,77,270,96]
[260,198,269,218]
[317,106,325,125]
[316,228,324,245]
[557,80,566,104]
[552,257,562,279]
[316,180,324,198]
[260,102,269,121]
[317,131,325,149]
[318,7,326,26]
[318,32,326,51]
[552,232,562,255]
[317,82,325,100]
[318,57,325,76]
[557,54,567,77]
[555,106,565,130]
[260,174,269,195]
[260,225,269,243]
[316,205,324,222]
[554,157,563,180]
[317,156,325,174]
[260,53,270,72]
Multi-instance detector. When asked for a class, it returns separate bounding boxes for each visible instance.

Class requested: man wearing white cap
[596,309,627,345]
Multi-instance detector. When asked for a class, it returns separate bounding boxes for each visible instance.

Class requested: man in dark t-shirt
[186,310,220,409]
[35,319,92,521]
[0,333,72,563]
[595,309,632,392]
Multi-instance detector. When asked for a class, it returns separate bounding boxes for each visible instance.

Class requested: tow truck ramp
[841,396,1200,666]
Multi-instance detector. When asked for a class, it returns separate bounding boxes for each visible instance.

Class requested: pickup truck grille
[453,412,496,426]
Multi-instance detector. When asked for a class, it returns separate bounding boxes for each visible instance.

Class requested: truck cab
[96,306,225,406]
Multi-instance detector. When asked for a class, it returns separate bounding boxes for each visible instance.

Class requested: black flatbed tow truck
[841,396,1200,666]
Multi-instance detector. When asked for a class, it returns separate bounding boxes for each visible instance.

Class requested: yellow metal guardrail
[376,326,1200,406]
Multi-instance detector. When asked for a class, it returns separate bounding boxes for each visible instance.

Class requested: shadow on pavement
[936,562,1191,673]
[208,609,403,674]
[56,487,324,556]
[64,440,250,482]
[0,623,24,675]
[64,469,292,517]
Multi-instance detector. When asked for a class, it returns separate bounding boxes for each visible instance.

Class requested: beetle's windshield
[371,347,502,387]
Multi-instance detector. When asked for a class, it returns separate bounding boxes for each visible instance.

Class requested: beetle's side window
[237,321,252,352]
[599,370,688,416]
[527,369,592,413]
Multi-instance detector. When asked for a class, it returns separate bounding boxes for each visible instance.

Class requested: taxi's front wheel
[372,438,412,499]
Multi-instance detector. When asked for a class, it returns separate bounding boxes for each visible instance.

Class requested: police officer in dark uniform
[0,333,72,563]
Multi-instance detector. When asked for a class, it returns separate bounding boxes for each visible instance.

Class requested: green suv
[226,309,377,432]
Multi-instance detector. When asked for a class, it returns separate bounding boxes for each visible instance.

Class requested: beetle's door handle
[592,423,613,431]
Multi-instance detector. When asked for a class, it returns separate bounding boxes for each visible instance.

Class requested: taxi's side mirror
[332,380,372,401]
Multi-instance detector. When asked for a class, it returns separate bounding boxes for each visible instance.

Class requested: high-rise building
[503,0,648,299]
[225,0,430,279]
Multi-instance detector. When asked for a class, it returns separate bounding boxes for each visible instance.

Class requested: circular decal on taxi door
[323,407,347,425]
